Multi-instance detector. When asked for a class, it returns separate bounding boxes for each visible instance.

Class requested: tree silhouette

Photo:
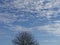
[12,32,38,45]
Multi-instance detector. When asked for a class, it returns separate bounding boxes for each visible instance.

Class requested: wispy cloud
[33,22,60,35]
[0,31,6,36]
[3,21,60,35]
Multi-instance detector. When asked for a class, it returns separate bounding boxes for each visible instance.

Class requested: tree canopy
[13,32,38,45]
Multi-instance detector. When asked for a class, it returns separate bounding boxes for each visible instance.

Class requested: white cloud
[0,0,60,23]
[33,22,60,35]
[53,20,60,23]
[0,0,60,36]
[4,21,60,35]
[0,12,60,35]
[41,40,58,43]
[11,0,60,19]
[4,24,33,32]
[0,13,17,24]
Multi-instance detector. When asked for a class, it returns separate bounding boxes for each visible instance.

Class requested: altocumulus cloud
[0,0,60,35]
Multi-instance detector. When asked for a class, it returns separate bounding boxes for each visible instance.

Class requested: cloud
[0,12,60,35]
[0,13,17,24]
[0,0,60,36]
[0,31,6,36]
[0,0,60,24]
[3,24,32,32]
[10,0,60,19]
[3,20,60,35]
[0,31,10,38]
[41,40,58,43]
[33,22,60,35]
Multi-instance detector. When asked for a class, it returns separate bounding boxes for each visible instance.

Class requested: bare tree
[12,32,38,45]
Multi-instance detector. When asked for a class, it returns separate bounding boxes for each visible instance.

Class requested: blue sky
[0,0,60,45]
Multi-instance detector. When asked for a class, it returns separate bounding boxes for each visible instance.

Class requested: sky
[0,0,60,45]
